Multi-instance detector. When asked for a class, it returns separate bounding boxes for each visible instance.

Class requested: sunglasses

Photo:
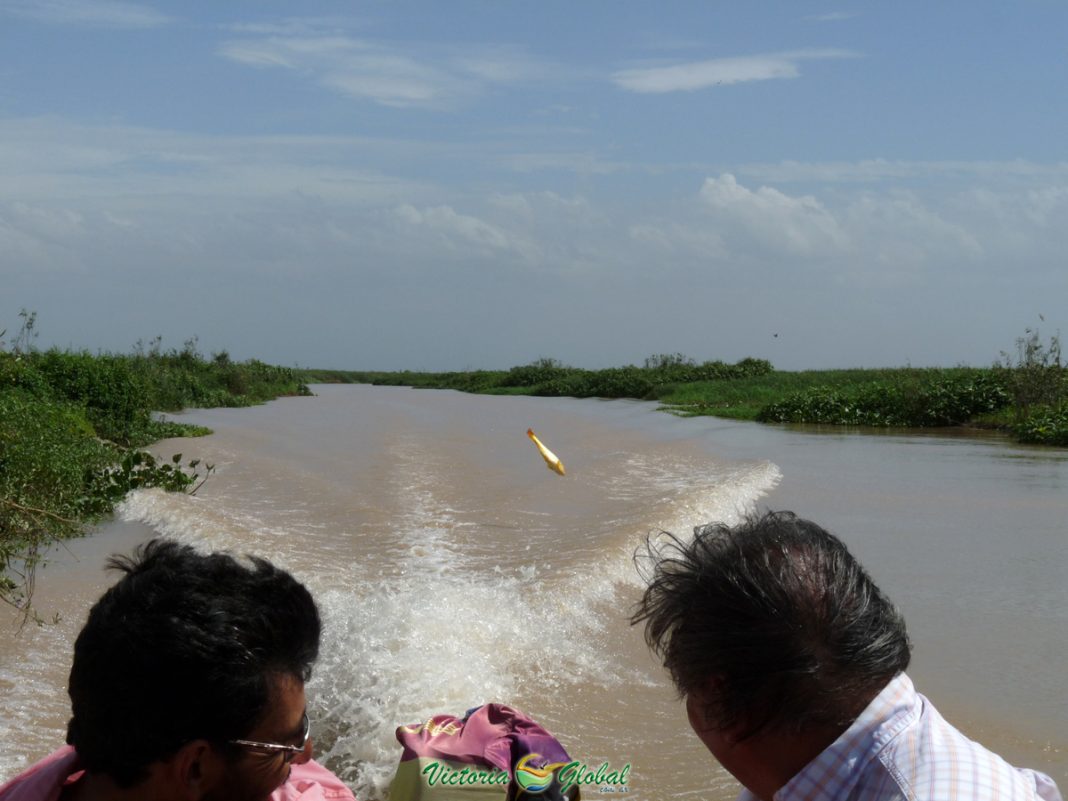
[228,712,310,763]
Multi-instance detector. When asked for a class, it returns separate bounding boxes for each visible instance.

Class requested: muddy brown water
[2,385,1065,798]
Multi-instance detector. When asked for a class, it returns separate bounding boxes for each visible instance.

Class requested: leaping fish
[527,428,566,476]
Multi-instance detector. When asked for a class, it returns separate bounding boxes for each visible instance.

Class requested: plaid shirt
[739,673,1062,801]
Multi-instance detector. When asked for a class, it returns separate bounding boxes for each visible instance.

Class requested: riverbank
[300,358,1068,446]
[0,340,310,613]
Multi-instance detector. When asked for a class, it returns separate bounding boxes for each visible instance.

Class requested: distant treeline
[302,338,1067,447]
[1,321,310,615]
[302,354,774,399]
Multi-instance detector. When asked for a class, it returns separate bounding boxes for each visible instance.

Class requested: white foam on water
[119,489,286,554]
[658,459,783,538]
[576,457,784,591]
[112,432,784,801]
[305,455,783,800]
[0,622,77,779]
[117,487,360,588]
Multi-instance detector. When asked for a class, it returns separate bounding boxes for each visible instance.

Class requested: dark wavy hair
[632,511,910,737]
[66,539,321,787]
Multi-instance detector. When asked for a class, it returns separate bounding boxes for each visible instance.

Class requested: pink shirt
[0,746,356,801]
[740,673,1063,801]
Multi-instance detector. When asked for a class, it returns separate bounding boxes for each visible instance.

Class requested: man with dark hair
[0,539,355,801]
[633,511,1062,801]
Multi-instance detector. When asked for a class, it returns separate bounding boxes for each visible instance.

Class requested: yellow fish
[527,428,566,476]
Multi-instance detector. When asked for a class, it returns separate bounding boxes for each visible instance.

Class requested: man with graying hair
[632,510,1062,801]
[0,539,355,801]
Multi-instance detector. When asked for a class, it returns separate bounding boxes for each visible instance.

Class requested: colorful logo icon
[514,753,568,795]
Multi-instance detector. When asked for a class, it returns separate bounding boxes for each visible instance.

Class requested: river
[2,384,1065,798]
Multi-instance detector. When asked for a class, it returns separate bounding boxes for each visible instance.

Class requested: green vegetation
[1,313,311,617]
[302,355,774,400]
[995,327,1068,445]
[1012,401,1068,445]
[303,334,1067,448]
[754,370,1009,427]
[7,313,1059,614]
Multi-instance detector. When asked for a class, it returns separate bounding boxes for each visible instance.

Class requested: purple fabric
[395,703,574,797]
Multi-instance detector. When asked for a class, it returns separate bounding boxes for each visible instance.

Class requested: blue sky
[2,1,1066,370]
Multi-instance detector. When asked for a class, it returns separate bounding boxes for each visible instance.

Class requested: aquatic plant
[755,371,1009,428]
[1013,402,1068,446]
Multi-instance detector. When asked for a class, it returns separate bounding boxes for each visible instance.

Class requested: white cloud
[949,185,1068,263]
[737,159,1068,184]
[628,221,728,260]
[0,0,171,28]
[615,57,796,92]
[0,117,437,205]
[393,203,539,262]
[487,192,607,238]
[218,33,555,109]
[102,210,134,228]
[612,49,858,93]
[218,40,298,70]
[842,191,983,269]
[1022,186,1068,227]
[497,152,623,175]
[0,200,96,277]
[221,17,360,37]
[700,173,848,256]
[805,11,859,22]
[615,172,1038,294]
[452,46,554,84]
[2,114,1066,369]
[320,55,461,107]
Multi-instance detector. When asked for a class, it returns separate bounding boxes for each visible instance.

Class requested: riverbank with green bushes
[6,326,1063,613]
[302,347,1067,447]
[1,331,310,615]
[301,355,775,398]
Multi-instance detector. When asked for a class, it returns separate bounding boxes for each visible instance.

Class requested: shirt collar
[770,672,920,801]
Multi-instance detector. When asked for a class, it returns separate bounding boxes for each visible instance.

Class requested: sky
[2,1,1066,371]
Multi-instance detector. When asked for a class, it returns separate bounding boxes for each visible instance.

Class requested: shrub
[757,372,1010,427]
[500,358,572,388]
[1,322,302,614]
[0,352,51,398]
[995,328,1065,423]
[583,367,656,399]
[758,385,852,424]
[1,389,110,611]
[1013,402,1068,446]
[29,350,152,444]
[914,373,1010,426]
[0,387,210,614]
